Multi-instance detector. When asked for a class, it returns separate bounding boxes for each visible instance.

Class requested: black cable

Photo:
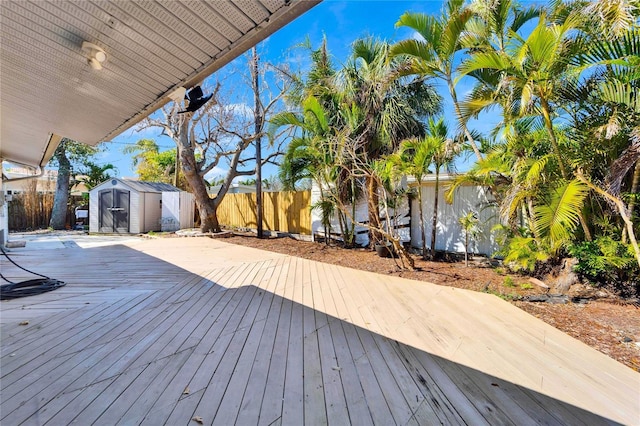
[0,246,66,300]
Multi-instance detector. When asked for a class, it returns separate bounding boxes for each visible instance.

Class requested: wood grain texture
[1,237,637,425]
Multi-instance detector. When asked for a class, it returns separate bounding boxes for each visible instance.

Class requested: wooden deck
[1,237,638,425]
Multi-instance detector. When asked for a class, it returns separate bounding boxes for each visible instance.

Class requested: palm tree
[459,12,584,179]
[391,1,484,161]
[464,0,542,54]
[394,138,432,259]
[78,162,116,190]
[339,37,441,246]
[398,118,455,259]
[459,211,480,267]
[459,11,595,240]
[426,118,456,259]
[273,95,348,244]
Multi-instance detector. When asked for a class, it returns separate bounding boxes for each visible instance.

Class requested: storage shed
[89,179,194,234]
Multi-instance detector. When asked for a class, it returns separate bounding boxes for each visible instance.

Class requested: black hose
[0,246,66,300]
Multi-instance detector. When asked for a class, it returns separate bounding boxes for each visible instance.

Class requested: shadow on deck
[0,239,635,425]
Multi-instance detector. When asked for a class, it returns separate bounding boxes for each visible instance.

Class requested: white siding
[411,182,500,256]
[179,192,195,229]
[129,190,141,234]
[142,192,162,232]
[89,188,99,233]
[161,192,180,232]
[311,176,501,256]
[310,182,409,247]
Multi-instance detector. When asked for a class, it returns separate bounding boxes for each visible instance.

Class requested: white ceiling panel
[0,0,320,169]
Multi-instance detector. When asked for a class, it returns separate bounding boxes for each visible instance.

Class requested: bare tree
[142,59,290,233]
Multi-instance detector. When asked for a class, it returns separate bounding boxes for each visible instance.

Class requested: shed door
[99,189,130,233]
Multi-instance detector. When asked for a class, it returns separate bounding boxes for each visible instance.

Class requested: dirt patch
[225,234,640,372]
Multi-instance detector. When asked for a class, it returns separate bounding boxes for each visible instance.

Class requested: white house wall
[311,178,500,256]
[311,183,410,247]
[411,183,500,256]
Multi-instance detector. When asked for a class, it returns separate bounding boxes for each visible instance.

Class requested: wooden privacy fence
[217,190,311,235]
[8,193,54,231]
[8,193,84,231]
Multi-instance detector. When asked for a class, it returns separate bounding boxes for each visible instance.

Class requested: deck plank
[1,237,638,426]
[258,259,295,426]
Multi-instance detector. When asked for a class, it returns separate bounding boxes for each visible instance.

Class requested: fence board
[217,191,311,235]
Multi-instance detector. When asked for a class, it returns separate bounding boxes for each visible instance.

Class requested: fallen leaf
[183,386,190,395]
[19,321,29,326]
[192,416,204,424]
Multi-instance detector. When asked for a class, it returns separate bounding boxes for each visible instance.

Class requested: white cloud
[229,103,253,117]
[204,166,228,182]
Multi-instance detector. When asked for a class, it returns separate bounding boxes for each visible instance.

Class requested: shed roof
[93,178,181,193]
[122,180,181,193]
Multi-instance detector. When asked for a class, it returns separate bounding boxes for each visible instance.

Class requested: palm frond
[534,179,589,249]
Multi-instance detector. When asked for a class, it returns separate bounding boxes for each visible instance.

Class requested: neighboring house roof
[208,183,257,195]
[0,0,320,169]
[92,178,180,193]
[3,167,87,194]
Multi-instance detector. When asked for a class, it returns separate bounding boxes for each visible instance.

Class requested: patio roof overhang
[0,0,319,170]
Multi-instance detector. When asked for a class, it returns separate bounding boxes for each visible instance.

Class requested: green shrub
[503,276,515,287]
[569,237,639,298]
[497,236,549,272]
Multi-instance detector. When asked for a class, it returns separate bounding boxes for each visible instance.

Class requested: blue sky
[99,0,497,181]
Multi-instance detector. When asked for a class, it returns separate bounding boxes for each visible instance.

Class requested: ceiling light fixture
[82,41,107,70]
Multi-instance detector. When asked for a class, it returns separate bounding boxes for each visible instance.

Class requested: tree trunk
[367,175,382,248]
[417,179,427,260]
[251,46,264,238]
[430,170,440,259]
[540,97,568,179]
[540,96,592,241]
[447,77,483,162]
[622,162,639,243]
[173,149,180,187]
[177,120,220,233]
[49,143,71,230]
[464,232,469,267]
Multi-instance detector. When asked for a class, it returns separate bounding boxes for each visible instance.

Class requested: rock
[525,294,550,302]
[622,337,633,343]
[567,283,598,299]
[550,258,580,294]
[547,294,569,304]
[595,289,613,299]
[528,277,549,291]
[523,294,569,304]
